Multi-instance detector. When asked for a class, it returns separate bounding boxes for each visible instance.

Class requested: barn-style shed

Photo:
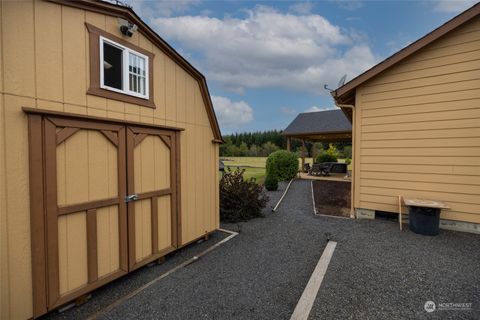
[0,1,222,318]
[332,3,480,233]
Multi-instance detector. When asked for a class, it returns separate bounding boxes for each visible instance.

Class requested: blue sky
[127,0,477,134]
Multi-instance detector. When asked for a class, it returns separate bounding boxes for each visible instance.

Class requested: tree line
[220,130,351,158]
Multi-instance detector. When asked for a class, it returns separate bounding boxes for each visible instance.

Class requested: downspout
[335,102,356,219]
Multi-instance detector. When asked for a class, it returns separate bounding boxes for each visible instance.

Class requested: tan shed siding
[357,17,480,224]
[0,1,219,318]
[0,3,7,310]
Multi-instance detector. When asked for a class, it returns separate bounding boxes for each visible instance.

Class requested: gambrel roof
[50,0,223,142]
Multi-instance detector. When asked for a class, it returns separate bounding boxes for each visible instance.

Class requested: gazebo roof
[282,109,352,142]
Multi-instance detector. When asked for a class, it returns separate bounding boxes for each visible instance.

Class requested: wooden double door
[28,113,180,316]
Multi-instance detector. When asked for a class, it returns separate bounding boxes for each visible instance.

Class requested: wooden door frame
[43,116,129,310]
[25,108,183,318]
[126,125,180,271]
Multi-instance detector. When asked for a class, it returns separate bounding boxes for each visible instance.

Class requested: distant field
[221,157,315,168]
[221,156,351,184]
[220,156,315,184]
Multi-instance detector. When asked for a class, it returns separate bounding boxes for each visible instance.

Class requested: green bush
[316,153,337,163]
[343,146,352,159]
[266,150,298,181]
[345,158,352,165]
[316,144,339,163]
[264,174,278,191]
[220,168,269,222]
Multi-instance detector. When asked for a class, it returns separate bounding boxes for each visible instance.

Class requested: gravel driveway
[43,179,480,320]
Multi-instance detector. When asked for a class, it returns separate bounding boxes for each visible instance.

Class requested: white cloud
[304,106,337,113]
[289,2,315,14]
[129,0,200,18]
[280,107,297,115]
[331,0,363,11]
[212,96,254,130]
[149,6,378,95]
[434,0,476,13]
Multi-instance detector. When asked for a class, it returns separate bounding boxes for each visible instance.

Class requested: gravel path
[309,217,480,319]
[42,232,229,320]
[42,179,480,320]
[96,179,338,320]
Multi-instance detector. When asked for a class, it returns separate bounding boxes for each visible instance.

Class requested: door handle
[125,194,139,203]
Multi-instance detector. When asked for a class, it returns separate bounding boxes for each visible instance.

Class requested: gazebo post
[301,139,306,171]
[286,137,291,152]
[312,143,316,164]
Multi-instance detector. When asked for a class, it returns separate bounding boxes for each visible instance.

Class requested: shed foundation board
[440,219,480,234]
[356,208,375,220]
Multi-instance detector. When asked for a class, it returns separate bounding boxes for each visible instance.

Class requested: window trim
[86,23,155,109]
[100,36,149,99]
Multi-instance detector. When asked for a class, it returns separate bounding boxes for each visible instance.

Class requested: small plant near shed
[264,174,279,191]
[266,150,298,181]
[220,168,269,222]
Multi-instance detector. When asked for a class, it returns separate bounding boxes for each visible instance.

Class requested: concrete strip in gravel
[291,241,337,320]
[308,219,480,319]
[272,178,295,212]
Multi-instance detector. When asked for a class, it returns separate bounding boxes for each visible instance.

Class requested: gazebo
[282,109,352,169]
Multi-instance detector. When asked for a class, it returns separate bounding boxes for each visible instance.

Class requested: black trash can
[409,206,441,236]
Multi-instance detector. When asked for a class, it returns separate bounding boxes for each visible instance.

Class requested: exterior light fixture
[118,18,137,37]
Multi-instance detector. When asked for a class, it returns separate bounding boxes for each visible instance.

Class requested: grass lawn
[221,156,351,184]
[221,156,315,184]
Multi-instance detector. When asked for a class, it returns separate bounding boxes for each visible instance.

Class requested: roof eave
[283,129,352,137]
[333,2,480,103]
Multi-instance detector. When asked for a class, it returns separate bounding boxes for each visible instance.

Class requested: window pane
[132,74,137,92]
[140,59,145,76]
[140,76,145,95]
[128,53,147,95]
[103,42,123,90]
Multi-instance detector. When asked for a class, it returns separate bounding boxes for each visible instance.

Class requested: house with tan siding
[0,0,222,318]
[332,3,480,233]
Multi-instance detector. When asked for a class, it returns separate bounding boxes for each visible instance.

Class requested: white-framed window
[100,36,149,99]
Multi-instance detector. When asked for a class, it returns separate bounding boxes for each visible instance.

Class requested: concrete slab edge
[85,229,239,320]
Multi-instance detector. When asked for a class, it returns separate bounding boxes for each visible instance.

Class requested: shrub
[266,150,298,181]
[220,168,269,222]
[264,174,278,191]
[343,146,352,159]
[316,144,339,163]
[345,158,352,165]
[316,153,337,163]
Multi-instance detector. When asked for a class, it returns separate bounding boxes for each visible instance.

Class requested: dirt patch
[312,180,351,217]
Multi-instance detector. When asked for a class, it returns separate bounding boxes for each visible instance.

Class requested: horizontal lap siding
[356,17,480,224]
